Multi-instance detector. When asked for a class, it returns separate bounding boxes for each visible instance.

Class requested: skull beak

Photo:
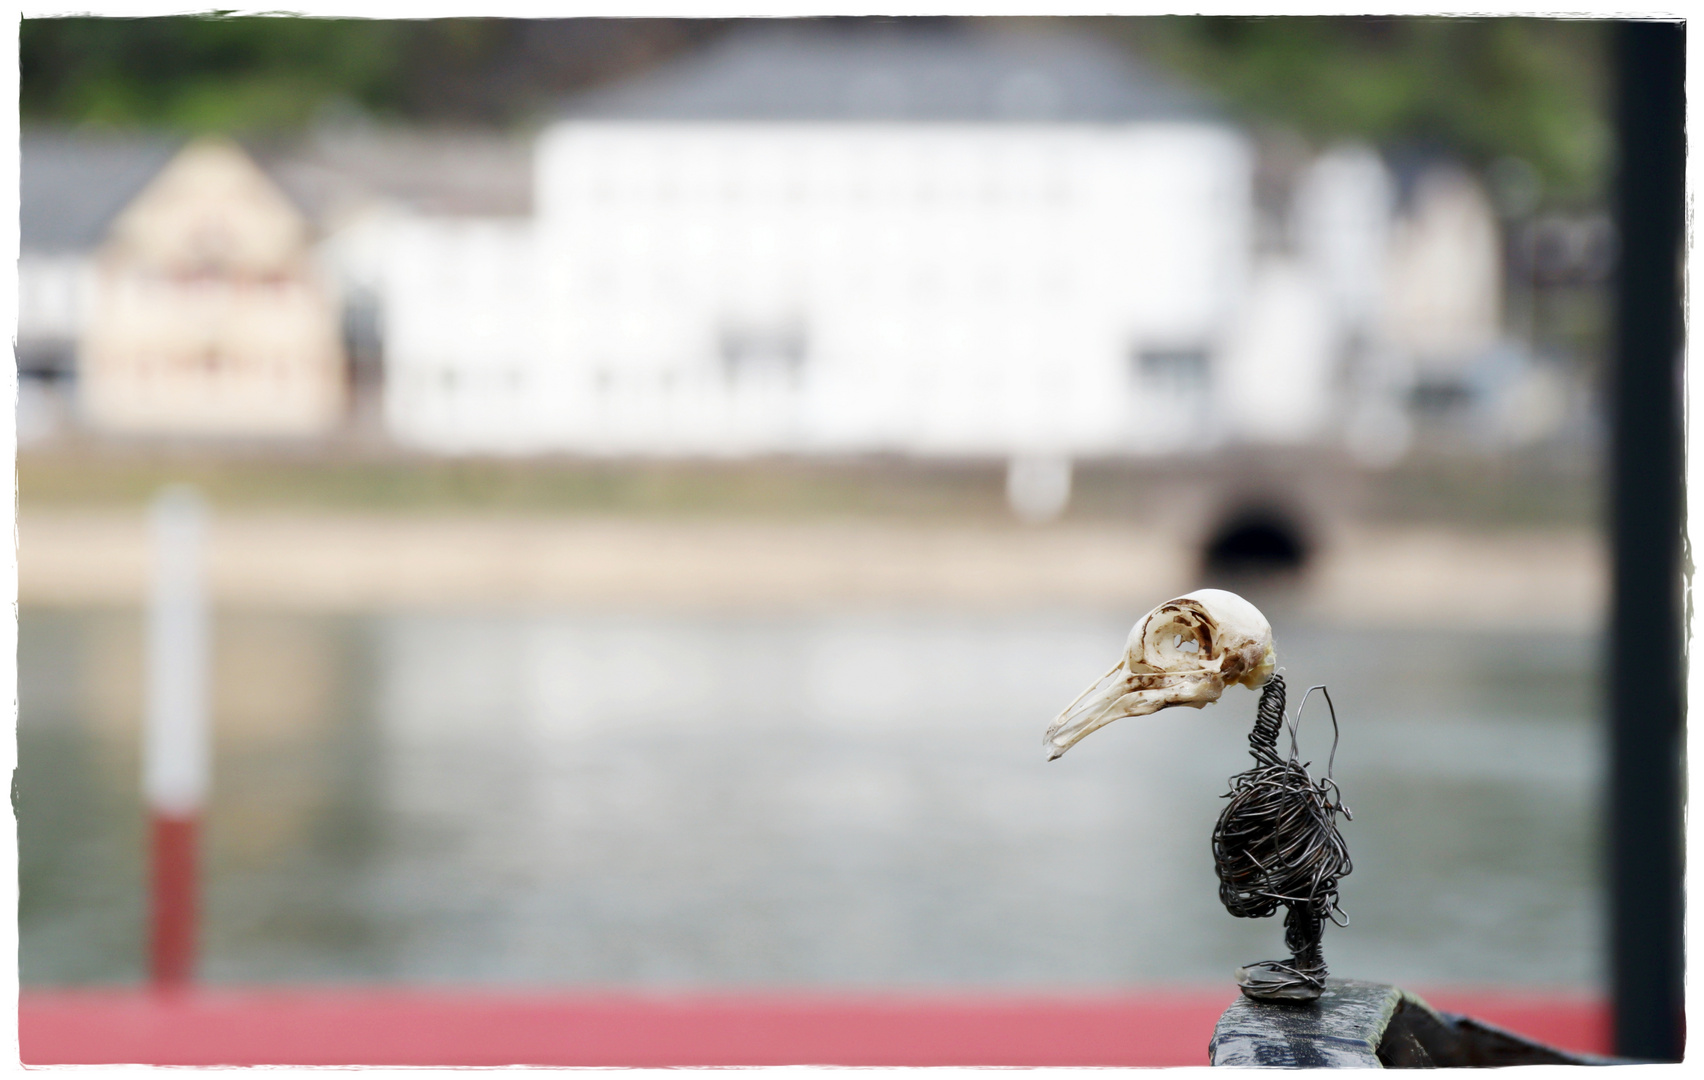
[1044,661,1159,761]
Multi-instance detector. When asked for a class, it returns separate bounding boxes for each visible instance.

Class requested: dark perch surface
[1209,979,1624,1067]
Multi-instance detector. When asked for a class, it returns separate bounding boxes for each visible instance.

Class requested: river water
[19,606,1602,990]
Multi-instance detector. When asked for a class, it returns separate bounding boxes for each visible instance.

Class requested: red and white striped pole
[143,486,209,991]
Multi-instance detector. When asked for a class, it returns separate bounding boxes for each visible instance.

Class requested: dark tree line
[20,17,723,131]
[1131,17,1608,203]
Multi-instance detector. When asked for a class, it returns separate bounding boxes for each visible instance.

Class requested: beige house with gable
[79,138,346,436]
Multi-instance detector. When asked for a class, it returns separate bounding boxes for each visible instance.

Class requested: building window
[1409,377,1475,416]
[1134,346,1210,392]
[719,323,808,380]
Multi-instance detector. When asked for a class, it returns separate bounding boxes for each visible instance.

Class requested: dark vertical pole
[1608,18,1685,1064]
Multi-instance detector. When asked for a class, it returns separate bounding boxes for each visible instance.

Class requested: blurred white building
[1288,145,1543,463]
[1384,165,1505,379]
[380,26,1263,458]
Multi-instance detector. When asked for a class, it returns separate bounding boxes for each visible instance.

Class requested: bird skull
[1044,589,1275,760]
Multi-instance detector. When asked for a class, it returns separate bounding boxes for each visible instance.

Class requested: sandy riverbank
[18,509,1605,631]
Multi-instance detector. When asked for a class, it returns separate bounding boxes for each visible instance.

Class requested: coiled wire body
[1211,674,1352,1000]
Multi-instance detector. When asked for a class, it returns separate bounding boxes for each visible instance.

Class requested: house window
[719,324,808,380]
[1409,377,1475,415]
[1134,346,1210,392]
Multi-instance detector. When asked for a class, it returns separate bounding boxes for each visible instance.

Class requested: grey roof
[266,129,534,219]
[20,128,532,255]
[559,23,1219,124]
[21,131,182,252]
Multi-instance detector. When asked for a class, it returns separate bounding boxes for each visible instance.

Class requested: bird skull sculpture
[1045,589,1275,760]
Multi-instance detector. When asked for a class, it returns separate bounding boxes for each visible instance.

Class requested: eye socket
[1152,620,1207,660]
[1167,633,1201,653]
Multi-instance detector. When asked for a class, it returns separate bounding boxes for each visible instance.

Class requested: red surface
[149,815,198,988]
[18,986,1607,1067]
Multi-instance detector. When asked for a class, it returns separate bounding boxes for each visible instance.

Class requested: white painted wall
[1294,144,1394,341]
[378,217,544,452]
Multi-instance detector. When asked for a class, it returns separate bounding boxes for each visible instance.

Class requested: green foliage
[21,16,414,131]
[1127,16,1610,202]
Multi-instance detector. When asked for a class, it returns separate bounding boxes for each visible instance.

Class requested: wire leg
[1235,902,1328,1002]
